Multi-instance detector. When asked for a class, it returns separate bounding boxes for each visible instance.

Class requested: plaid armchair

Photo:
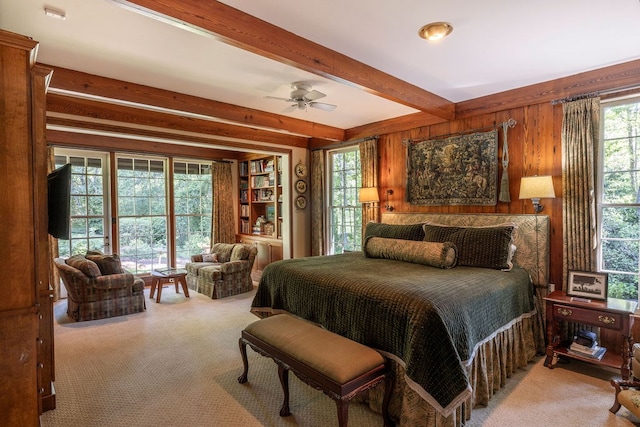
[185,243,257,299]
[54,255,146,321]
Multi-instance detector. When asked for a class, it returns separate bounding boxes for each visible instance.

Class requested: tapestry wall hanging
[407,130,498,206]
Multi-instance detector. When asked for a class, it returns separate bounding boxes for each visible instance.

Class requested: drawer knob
[599,315,615,325]
[558,308,573,317]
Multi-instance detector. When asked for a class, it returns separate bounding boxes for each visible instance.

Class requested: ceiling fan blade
[282,104,297,113]
[265,96,292,102]
[309,102,336,112]
[304,90,326,101]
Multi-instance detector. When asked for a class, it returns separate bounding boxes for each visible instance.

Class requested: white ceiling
[1,0,640,131]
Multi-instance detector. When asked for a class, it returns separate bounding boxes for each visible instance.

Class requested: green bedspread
[251,252,535,415]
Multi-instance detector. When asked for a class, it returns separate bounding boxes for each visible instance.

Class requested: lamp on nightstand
[519,175,555,213]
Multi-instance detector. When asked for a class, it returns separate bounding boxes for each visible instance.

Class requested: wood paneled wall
[378,101,564,287]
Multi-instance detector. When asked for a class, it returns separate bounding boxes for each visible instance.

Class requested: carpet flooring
[40,286,640,427]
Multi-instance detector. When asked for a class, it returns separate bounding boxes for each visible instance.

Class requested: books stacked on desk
[568,340,607,360]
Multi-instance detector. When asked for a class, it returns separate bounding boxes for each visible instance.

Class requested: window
[599,98,640,301]
[327,148,362,254]
[116,156,168,275]
[174,161,212,268]
[54,153,109,258]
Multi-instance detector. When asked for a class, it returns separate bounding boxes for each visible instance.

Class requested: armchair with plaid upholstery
[54,255,146,321]
[185,242,257,299]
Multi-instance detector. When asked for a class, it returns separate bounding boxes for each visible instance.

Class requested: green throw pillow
[422,223,516,270]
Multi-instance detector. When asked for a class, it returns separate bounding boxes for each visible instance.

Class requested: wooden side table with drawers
[544,290,637,379]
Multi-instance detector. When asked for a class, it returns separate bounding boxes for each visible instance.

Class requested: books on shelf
[250,159,275,174]
[251,173,275,188]
[568,341,607,360]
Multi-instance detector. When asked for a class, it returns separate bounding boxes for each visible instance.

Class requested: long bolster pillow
[363,236,458,269]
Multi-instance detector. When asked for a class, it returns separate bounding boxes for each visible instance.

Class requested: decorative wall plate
[295,195,307,209]
[295,179,307,193]
[295,162,307,178]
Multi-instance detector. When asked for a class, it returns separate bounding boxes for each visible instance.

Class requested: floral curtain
[310,150,325,256]
[211,162,235,244]
[562,97,600,290]
[359,138,379,225]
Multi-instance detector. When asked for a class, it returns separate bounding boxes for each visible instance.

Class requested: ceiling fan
[265,82,337,113]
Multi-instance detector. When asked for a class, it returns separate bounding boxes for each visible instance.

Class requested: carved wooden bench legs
[238,324,393,427]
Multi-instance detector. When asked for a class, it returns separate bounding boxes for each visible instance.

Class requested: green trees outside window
[328,148,362,254]
[600,99,640,301]
[173,162,212,268]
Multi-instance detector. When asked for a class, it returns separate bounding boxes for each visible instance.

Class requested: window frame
[173,160,212,268]
[326,146,363,255]
[598,96,640,301]
[115,154,169,275]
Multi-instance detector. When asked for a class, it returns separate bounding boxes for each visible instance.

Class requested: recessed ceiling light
[418,22,453,41]
[44,7,66,20]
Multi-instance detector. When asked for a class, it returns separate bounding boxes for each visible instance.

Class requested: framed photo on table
[567,271,608,301]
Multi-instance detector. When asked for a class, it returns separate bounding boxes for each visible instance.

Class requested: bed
[251,213,549,426]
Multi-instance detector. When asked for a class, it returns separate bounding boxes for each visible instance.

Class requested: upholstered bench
[238,314,393,427]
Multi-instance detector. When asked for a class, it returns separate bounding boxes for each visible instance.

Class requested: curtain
[359,138,379,225]
[561,97,600,290]
[48,147,61,301]
[211,162,235,244]
[310,150,325,256]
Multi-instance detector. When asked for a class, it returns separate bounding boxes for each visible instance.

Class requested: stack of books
[568,340,607,360]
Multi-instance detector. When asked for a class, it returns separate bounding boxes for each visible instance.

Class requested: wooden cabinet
[238,235,283,282]
[238,155,282,239]
[544,291,637,379]
[0,30,54,425]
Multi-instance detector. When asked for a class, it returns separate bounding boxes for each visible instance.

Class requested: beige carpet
[40,286,640,427]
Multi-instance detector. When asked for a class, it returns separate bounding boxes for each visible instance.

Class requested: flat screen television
[47,163,72,240]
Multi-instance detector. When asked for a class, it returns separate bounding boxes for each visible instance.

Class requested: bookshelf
[238,154,283,281]
[238,155,282,239]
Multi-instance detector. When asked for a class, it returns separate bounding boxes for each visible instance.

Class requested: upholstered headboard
[381,213,550,289]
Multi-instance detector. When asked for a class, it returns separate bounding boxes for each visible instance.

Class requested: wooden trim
[121,0,454,120]
[46,66,345,141]
[344,112,446,143]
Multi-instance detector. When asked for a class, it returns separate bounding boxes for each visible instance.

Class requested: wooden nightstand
[544,291,637,379]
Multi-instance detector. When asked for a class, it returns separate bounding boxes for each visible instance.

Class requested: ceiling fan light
[418,22,453,41]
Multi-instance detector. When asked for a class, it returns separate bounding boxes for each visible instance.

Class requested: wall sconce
[359,187,379,204]
[519,175,555,213]
[385,189,394,211]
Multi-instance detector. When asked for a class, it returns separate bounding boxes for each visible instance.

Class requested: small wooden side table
[544,290,637,379]
[150,268,189,303]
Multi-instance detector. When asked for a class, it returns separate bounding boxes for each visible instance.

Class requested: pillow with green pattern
[422,222,517,270]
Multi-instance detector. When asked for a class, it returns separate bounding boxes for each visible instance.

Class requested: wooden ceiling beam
[46,116,292,155]
[47,129,247,160]
[456,59,640,118]
[117,0,455,120]
[47,66,344,141]
[47,93,309,148]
